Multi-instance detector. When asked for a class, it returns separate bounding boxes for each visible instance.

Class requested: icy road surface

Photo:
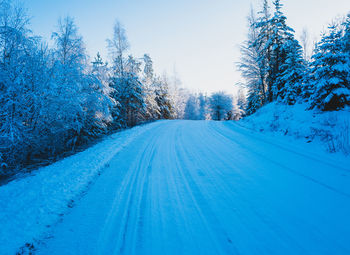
[37,120,350,255]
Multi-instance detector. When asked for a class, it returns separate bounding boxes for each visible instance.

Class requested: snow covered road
[36,120,350,255]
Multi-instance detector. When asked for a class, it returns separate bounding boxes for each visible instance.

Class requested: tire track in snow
[175,122,308,254]
[96,124,162,255]
[206,122,350,254]
[34,120,350,255]
[173,124,241,255]
[208,122,350,199]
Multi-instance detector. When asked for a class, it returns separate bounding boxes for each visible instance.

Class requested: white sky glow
[27,0,349,94]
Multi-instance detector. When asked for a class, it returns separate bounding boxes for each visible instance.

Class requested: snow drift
[239,102,350,155]
[0,122,160,255]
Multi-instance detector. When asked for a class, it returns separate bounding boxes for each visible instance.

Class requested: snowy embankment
[0,121,161,255]
[239,103,350,155]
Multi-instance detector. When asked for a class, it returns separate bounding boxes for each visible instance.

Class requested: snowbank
[239,102,350,155]
[0,122,160,255]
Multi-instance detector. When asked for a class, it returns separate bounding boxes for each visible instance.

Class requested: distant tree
[236,88,247,117]
[168,71,188,119]
[209,92,233,121]
[154,75,175,119]
[184,94,199,120]
[300,28,311,61]
[198,93,207,120]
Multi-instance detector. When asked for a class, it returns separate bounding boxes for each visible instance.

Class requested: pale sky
[26,0,349,94]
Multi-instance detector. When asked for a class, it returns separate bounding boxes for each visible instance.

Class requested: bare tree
[300,28,310,61]
[107,21,129,77]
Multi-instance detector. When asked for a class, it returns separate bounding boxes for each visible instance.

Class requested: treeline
[239,0,350,115]
[0,1,185,173]
[184,92,241,121]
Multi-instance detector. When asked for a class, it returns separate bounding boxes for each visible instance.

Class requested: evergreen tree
[87,53,114,136]
[154,76,174,119]
[108,21,146,127]
[107,21,128,128]
[268,0,296,101]
[309,22,350,111]
[142,54,160,120]
[240,0,306,110]
[277,38,307,105]
[113,55,146,127]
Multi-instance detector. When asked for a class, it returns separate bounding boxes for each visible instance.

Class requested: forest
[1,0,350,176]
[238,0,350,115]
[1,1,349,254]
[0,1,186,174]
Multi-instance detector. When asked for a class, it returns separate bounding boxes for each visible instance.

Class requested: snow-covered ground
[239,102,350,155]
[0,121,162,255]
[1,120,348,255]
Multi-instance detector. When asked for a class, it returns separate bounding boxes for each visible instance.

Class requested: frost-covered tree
[209,92,233,121]
[309,20,350,111]
[239,0,308,112]
[184,94,199,120]
[198,93,207,120]
[277,38,307,105]
[268,0,297,101]
[108,21,146,127]
[344,14,350,53]
[236,88,247,117]
[0,3,178,172]
[87,53,115,136]
[253,0,271,103]
[0,0,36,166]
[113,55,146,127]
[239,7,267,115]
[142,54,160,120]
[154,75,175,119]
[49,16,95,149]
[168,71,188,119]
[300,28,311,62]
[107,21,129,78]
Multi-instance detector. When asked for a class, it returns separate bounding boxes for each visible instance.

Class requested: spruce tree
[269,0,296,101]
[277,38,306,105]
[309,22,350,111]
[142,54,160,120]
